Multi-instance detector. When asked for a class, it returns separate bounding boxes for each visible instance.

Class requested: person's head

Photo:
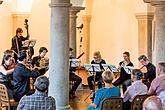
[157,62,165,75]
[4,50,14,57]
[102,71,113,84]
[17,50,27,63]
[34,75,49,92]
[69,48,73,58]
[143,96,163,110]
[138,55,149,66]
[123,51,130,61]
[16,28,23,37]
[131,69,143,81]
[39,47,48,58]
[93,51,102,63]
[2,54,13,66]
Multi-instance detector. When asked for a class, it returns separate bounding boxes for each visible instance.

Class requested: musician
[31,47,48,75]
[69,48,82,98]
[87,51,106,98]
[138,55,156,87]
[0,54,15,99]
[11,28,29,54]
[13,51,40,102]
[113,51,133,93]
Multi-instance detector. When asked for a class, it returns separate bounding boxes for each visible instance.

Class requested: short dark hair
[123,51,130,57]
[69,48,73,51]
[17,51,27,61]
[138,55,148,61]
[16,28,23,34]
[39,47,48,54]
[132,69,143,80]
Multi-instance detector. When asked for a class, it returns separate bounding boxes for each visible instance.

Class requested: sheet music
[22,39,36,47]
[124,66,134,74]
[101,64,118,73]
[84,64,101,72]
[70,59,79,67]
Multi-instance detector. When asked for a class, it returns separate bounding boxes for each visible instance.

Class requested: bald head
[143,96,163,110]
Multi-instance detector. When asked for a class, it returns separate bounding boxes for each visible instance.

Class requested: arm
[123,88,131,102]
[20,66,39,78]
[11,37,16,50]
[0,65,14,75]
[17,96,26,110]
[49,96,56,109]
[144,65,156,80]
[148,80,156,95]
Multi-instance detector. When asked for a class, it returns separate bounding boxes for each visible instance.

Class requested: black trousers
[87,73,103,91]
[70,73,82,92]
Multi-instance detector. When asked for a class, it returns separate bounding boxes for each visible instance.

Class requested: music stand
[101,64,118,73]
[124,66,134,74]
[84,64,101,102]
[69,59,79,68]
[22,39,36,48]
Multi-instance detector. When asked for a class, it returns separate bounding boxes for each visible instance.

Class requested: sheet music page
[84,64,101,72]
[101,64,118,73]
[70,59,79,67]
[124,66,134,74]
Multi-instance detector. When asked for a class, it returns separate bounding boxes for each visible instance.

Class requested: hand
[89,72,94,76]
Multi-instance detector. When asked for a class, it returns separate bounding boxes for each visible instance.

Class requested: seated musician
[31,47,48,75]
[138,55,156,87]
[69,48,82,98]
[13,50,40,102]
[87,71,120,110]
[123,69,148,110]
[113,51,133,93]
[0,53,15,99]
[87,51,106,98]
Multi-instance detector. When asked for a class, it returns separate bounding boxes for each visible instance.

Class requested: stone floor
[69,88,92,110]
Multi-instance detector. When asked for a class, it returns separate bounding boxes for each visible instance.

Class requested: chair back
[131,94,149,110]
[101,97,123,110]
[0,83,10,106]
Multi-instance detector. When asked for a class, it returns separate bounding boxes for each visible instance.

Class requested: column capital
[135,12,154,20]
[143,0,165,6]
[49,3,71,8]
[70,6,85,18]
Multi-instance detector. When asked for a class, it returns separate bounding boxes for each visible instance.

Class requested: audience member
[158,90,165,109]
[114,51,133,93]
[13,50,40,101]
[123,69,148,110]
[69,48,82,98]
[148,62,165,95]
[17,75,56,110]
[143,96,163,110]
[138,55,156,87]
[87,51,106,99]
[87,71,120,110]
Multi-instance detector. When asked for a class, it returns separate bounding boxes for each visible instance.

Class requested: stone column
[82,15,91,64]
[69,6,85,57]
[49,0,71,110]
[143,0,165,64]
[12,13,30,35]
[135,13,154,61]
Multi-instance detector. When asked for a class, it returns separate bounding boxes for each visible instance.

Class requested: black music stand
[84,64,101,102]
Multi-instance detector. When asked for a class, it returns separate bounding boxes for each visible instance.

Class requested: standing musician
[138,55,156,87]
[11,27,29,54]
[13,50,40,102]
[31,47,49,75]
[87,51,106,99]
[113,51,133,93]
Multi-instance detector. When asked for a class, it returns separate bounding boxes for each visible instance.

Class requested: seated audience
[143,96,163,110]
[87,71,120,110]
[13,50,40,102]
[87,51,106,98]
[158,90,165,109]
[69,48,82,98]
[0,53,15,98]
[17,75,56,110]
[113,51,133,93]
[138,55,156,87]
[123,69,148,110]
[148,62,165,95]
